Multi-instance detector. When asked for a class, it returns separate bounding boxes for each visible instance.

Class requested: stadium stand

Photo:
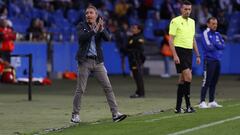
[0,0,239,77]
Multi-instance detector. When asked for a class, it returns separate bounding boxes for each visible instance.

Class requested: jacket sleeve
[137,37,145,52]
[213,32,225,50]
[202,29,215,51]
[100,29,111,41]
[77,23,95,42]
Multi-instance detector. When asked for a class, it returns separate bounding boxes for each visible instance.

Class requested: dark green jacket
[126,33,145,67]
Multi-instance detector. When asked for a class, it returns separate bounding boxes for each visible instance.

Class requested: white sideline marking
[227,103,240,107]
[167,116,240,135]
[145,114,191,122]
[90,103,240,125]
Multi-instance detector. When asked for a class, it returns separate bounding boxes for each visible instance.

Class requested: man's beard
[87,20,96,25]
[182,14,190,19]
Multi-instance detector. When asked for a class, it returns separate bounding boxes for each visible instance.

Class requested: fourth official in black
[126,23,146,98]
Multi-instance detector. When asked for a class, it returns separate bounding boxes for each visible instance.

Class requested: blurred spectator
[114,0,130,22]
[0,19,16,63]
[107,18,117,34]
[19,0,34,18]
[53,0,73,17]
[137,0,151,21]
[160,0,175,19]
[7,0,22,17]
[0,5,12,27]
[0,0,237,44]
[144,0,154,7]
[0,57,8,77]
[232,0,240,12]
[128,0,140,10]
[54,0,72,9]
[124,0,140,25]
[34,0,54,12]
[0,0,4,5]
[0,5,8,19]
[0,57,7,80]
[188,0,199,20]
[98,2,110,20]
[26,18,46,41]
[24,0,34,7]
[102,0,114,12]
[114,21,130,76]
[217,10,228,35]
[219,0,232,14]
[198,5,212,31]
[0,57,16,83]
[160,27,172,78]
[137,0,154,19]
[172,0,181,16]
[202,0,219,16]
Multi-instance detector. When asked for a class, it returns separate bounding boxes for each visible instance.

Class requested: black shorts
[175,47,192,73]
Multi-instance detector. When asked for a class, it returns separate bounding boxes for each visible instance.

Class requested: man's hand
[93,23,100,33]
[98,18,104,32]
[173,55,180,64]
[196,56,201,65]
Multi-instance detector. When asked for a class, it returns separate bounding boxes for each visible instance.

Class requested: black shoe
[130,94,144,98]
[175,108,184,114]
[112,112,127,122]
[184,107,196,113]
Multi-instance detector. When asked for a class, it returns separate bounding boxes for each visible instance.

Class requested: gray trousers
[72,59,118,115]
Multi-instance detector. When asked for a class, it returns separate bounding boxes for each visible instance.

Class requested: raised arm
[100,29,111,41]
[98,18,111,41]
[77,23,95,42]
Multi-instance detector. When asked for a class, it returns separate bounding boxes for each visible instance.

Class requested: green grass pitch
[48,100,240,135]
[0,75,239,135]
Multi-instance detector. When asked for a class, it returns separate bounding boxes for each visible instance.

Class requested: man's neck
[88,22,96,28]
[181,15,189,20]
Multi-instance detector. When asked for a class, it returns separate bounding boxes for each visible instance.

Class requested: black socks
[176,84,184,110]
[176,81,191,110]
[184,81,191,108]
